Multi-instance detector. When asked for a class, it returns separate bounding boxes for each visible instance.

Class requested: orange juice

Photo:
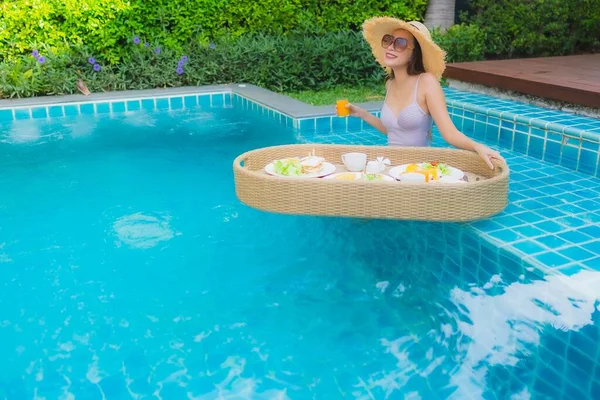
[336,99,350,117]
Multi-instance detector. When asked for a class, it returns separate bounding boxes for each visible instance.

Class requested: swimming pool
[1,89,599,399]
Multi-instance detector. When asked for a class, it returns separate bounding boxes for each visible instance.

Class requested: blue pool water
[1,102,600,399]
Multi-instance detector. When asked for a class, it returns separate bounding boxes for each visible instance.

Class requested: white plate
[324,172,395,182]
[388,163,464,182]
[265,161,336,178]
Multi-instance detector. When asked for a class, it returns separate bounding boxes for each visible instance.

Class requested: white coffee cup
[342,152,367,172]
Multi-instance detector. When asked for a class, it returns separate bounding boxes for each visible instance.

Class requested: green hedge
[461,0,600,58]
[0,31,387,99]
[0,0,427,63]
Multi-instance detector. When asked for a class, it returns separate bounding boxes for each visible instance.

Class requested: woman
[342,17,502,169]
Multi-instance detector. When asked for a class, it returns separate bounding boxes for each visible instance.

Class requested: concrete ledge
[0,83,384,119]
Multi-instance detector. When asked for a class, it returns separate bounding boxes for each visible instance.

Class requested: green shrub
[0,0,427,63]
[431,24,485,63]
[0,31,388,99]
[461,0,600,58]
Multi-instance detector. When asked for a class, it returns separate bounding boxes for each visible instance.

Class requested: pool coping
[0,83,384,118]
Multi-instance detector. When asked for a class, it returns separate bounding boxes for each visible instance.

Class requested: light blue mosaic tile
[124,100,139,111]
[141,99,155,110]
[211,94,224,108]
[557,229,594,244]
[224,93,232,105]
[111,102,125,113]
[487,229,523,243]
[535,235,569,248]
[170,97,184,109]
[299,119,314,131]
[96,103,110,113]
[198,95,211,108]
[534,220,564,233]
[80,104,94,115]
[184,95,197,107]
[155,98,169,109]
[544,140,561,163]
[513,240,546,255]
[560,145,579,170]
[31,107,47,119]
[0,109,12,121]
[583,257,600,270]
[48,106,63,118]
[14,109,30,120]
[558,246,596,261]
[579,150,599,175]
[64,105,79,116]
[316,117,331,132]
[533,252,571,267]
[528,137,544,159]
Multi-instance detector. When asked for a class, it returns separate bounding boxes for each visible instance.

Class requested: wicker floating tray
[233,144,509,222]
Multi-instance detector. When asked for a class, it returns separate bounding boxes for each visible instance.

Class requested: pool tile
[96,103,110,113]
[557,246,596,261]
[513,241,546,255]
[528,137,545,159]
[544,140,561,163]
[560,145,580,170]
[48,106,63,118]
[534,221,564,233]
[184,95,197,107]
[535,235,568,248]
[141,99,155,110]
[557,229,593,244]
[111,102,126,113]
[581,240,600,254]
[533,252,571,267]
[316,117,331,132]
[198,95,211,108]
[513,212,545,224]
[0,109,13,121]
[579,225,600,238]
[512,225,544,237]
[126,100,141,111]
[64,105,79,116]
[487,229,522,243]
[210,94,223,108]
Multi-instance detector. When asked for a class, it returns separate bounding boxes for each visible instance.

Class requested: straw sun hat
[362,17,446,80]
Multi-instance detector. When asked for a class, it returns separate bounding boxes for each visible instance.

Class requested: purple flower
[177,60,185,68]
[93,63,101,72]
[154,47,161,54]
[37,56,46,64]
[32,49,39,57]
[133,36,141,45]
[144,42,149,47]
[181,55,188,63]
[176,67,184,75]
[209,43,216,50]
[88,57,95,65]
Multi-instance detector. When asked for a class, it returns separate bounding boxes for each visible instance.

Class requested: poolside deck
[444,54,600,109]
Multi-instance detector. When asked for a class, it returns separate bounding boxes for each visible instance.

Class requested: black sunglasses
[381,34,415,52]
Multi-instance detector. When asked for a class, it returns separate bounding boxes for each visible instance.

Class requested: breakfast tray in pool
[232,144,509,222]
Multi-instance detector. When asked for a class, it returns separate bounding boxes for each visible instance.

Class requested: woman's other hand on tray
[474,143,504,170]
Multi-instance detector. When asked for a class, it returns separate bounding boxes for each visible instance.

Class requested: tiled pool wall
[0,92,234,124]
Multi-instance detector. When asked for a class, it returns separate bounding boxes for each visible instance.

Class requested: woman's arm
[422,73,503,168]
[349,105,388,135]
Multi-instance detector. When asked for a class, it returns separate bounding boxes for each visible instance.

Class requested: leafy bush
[0,31,388,99]
[461,0,600,58]
[0,0,427,63]
[431,24,485,63]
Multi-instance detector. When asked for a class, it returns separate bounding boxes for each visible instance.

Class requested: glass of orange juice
[336,99,350,117]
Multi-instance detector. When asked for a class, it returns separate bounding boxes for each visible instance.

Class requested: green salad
[363,173,383,181]
[422,162,451,176]
[273,158,303,176]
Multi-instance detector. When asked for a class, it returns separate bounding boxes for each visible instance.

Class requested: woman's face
[382,29,415,69]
